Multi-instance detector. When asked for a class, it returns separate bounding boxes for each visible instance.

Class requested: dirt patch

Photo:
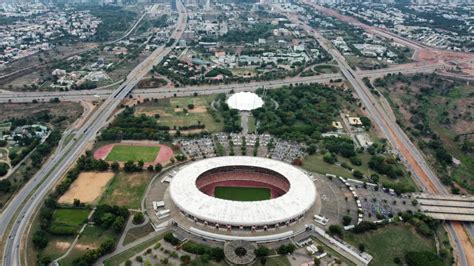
[58,172,114,204]
[189,106,207,113]
[75,243,97,250]
[154,144,174,165]
[54,241,71,250]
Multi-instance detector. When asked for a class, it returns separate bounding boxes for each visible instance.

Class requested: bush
[352,221,378,234]
[132,212,145,225]
[328,224,343,238]
[353,170,364,179]
[32,230,49,249]
[342,215,352,226]
[405,251,443,266]
[163,232,180,246]
[277,244,296,255]
[254,246,270,257]
[181,241,225,261]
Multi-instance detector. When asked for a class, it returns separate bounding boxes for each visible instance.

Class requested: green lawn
[345,224,436,265]
[248,116,257,133]
[59,225,116,266]
[50,208,90,233]
[253,256,290,266]
[135,96,224,133]
[105,145,160,162]
[100,171,153,209]
[214,186,271,201]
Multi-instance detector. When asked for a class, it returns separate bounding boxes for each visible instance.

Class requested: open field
[345,224,436,265]
[59,225,116,266]
[100,171,154,209]
[94,142,173,165]
[50,208,90,234]
[105,145,161,162]
[134,95,224,133]
[214,186,271,201]
[58,172,114,204]
[303,154,416,192]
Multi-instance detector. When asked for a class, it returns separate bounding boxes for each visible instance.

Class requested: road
[0,73,341,103]
[0,1,187,265]
[277,3,472,265]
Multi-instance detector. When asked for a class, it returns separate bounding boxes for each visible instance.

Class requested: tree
[314,258,321,266]
[307,144,317,155]
[112,216,125,233]
[328,224,343,238]
[360,116,371,128]
[32,230,49,249]
[73,199,81,207]
[0,162,9,176]
[358,243,365,252]
[405,251,443,266]
[342,215,352,226]
[133,212,145,225]
[353,170,364,179]
[155,163,163,172]
[147,165,154,171]
[111,161,120,172]
[277,244,296,255]
[254,246,270,257]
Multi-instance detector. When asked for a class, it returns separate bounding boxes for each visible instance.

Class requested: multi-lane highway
[277,3,472,266]
[0,73,341,103]
[0,2,187,265]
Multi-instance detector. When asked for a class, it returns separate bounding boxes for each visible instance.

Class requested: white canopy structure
[226,92,264,111]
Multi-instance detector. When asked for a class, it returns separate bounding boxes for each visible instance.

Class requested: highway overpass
[416,194,474,222]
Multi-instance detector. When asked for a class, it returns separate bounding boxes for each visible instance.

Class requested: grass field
[50,208,90,233]
[248,116,257,134]
[134,95,224,133]
[105,145,160,162]
[214,186,271,201]
[345,224,436,265]
[253,256,290,266]
[59,225,116,266]
[100,171,153,209]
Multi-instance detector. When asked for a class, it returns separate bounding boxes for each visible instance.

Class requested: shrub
[254,246,270,257]
[342,215,352,226]
[328,225,343,238]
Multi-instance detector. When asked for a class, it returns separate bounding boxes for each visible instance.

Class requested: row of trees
[99,107,171,141]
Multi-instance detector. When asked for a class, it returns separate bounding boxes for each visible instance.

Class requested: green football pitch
[214,186,271,201]
[105,145,160,162]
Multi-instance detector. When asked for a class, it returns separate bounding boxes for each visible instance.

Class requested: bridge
[416,194,474,222]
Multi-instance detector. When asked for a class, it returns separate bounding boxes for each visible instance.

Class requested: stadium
[167,156,317,235]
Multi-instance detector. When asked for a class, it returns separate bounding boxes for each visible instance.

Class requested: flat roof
[169,156,316,226]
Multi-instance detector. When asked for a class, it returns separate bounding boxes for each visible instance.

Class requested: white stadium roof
[169,156,316,226]
[226,92,264,111]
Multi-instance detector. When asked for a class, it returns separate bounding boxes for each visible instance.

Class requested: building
[168,156,316,235]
